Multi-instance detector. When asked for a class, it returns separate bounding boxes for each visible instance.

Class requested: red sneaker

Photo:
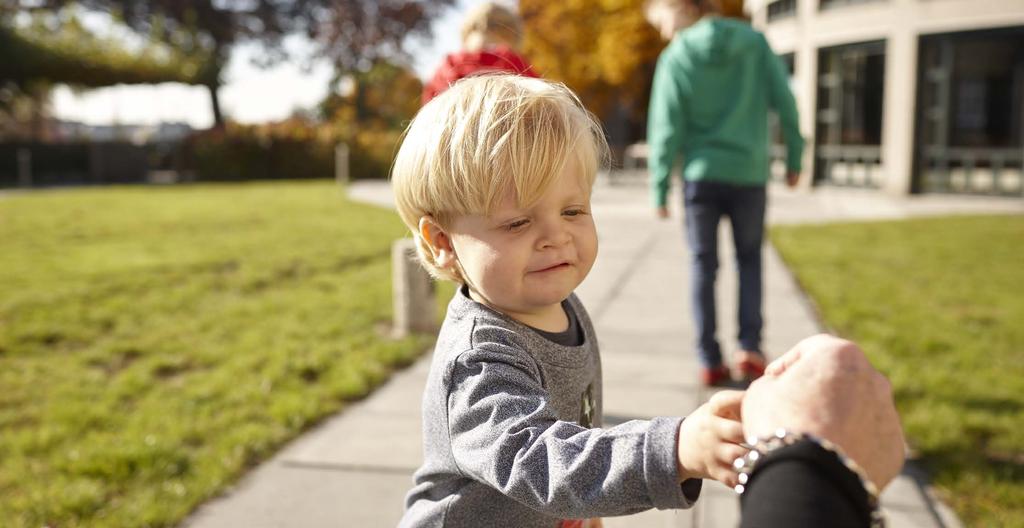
[701,365,731,387]
[735,351,766,382]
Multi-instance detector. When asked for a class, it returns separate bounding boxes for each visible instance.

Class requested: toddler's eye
[563,208,587,217]
[505,219,530,231]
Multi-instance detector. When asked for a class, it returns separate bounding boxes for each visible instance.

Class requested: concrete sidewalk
[179,177,1003,528]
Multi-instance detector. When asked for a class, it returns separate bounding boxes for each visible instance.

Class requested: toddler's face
[448,162,597,326]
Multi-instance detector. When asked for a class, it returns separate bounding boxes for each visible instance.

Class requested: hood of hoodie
[675,17,760,64]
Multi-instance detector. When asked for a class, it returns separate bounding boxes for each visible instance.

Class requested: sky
[50,0,510,129]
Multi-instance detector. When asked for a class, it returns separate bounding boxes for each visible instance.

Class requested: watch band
[732,429,885,528]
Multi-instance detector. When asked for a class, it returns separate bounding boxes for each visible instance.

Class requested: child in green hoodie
[643,0,805,386]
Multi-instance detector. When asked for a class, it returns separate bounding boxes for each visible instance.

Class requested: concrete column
[16,148,32,187]
[881,3,918,196]
[796,0,818,191]
[750,0,767,27]
[392,238,436,337]
[335,143,350,186]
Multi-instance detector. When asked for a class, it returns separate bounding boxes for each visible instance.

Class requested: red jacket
[422,46,539,104]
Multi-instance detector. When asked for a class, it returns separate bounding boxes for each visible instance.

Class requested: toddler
[392,74,746,527]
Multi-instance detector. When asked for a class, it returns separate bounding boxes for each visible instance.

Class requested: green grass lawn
[771,215,1024,527]
[0,181,437,527]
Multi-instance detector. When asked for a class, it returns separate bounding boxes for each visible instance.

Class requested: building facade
[752,0,1024,196]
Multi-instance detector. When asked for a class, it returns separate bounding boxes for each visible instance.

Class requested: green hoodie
[647,17,804,207]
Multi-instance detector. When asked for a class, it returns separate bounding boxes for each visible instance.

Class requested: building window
[814,41,886,188]
[819,0,885,11]
[916,26,1024,196]
[767,0,797,22]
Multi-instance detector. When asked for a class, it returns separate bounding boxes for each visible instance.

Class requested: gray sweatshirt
[400,287,701,527]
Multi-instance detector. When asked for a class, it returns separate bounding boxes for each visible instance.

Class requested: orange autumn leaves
[520,0,665,122]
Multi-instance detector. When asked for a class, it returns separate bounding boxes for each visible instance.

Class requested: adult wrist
[733,430,884,528]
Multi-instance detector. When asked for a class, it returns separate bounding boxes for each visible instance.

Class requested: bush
[181,119,401,182]
[348,127,403,181]
[182,122,333,182]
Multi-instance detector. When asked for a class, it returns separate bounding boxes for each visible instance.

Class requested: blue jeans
[683,180,766,368]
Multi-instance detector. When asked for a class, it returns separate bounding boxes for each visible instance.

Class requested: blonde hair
[461,2,524,51]
[391,74,609,283]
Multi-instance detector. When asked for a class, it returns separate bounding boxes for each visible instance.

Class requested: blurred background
[1,0,672,187]
[1,1,1021,527]
[1,0,1022,195]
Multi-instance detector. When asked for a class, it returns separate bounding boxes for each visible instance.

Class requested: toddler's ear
[418,216,456,269]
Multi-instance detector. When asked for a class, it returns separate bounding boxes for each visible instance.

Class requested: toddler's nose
[538,221,572,249]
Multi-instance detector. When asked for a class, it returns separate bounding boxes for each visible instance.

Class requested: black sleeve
[739,439,873,528]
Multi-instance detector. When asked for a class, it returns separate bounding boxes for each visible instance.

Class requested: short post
[16,148,32,187]
[335,143,350,187]
[392,238,436,337]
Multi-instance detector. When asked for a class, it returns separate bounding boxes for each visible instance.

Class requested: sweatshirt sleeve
[446,345,701,518]
[647,51,690,208]
[764,37,805,173]
[740,440,871,528]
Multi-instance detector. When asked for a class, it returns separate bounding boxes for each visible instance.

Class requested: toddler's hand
[677,390,747,487]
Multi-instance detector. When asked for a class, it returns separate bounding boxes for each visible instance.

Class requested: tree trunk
[29,85,55,142]
[207,83,224,130]
[202,44,227,130]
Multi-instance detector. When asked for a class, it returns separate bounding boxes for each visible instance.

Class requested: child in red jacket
[421,2,539,104]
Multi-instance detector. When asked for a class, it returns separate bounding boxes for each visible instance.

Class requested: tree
[27,0,455,128]
[520,0,665,143]
[317,60,424,180]
[0,21,202,88]
[302,1,456,74]
[319,61,423,134]
[0,14,203,140]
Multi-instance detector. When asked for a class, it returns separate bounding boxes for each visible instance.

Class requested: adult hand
[656,206,670,219]
[742,334,905,490]
[785,171,800,188]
